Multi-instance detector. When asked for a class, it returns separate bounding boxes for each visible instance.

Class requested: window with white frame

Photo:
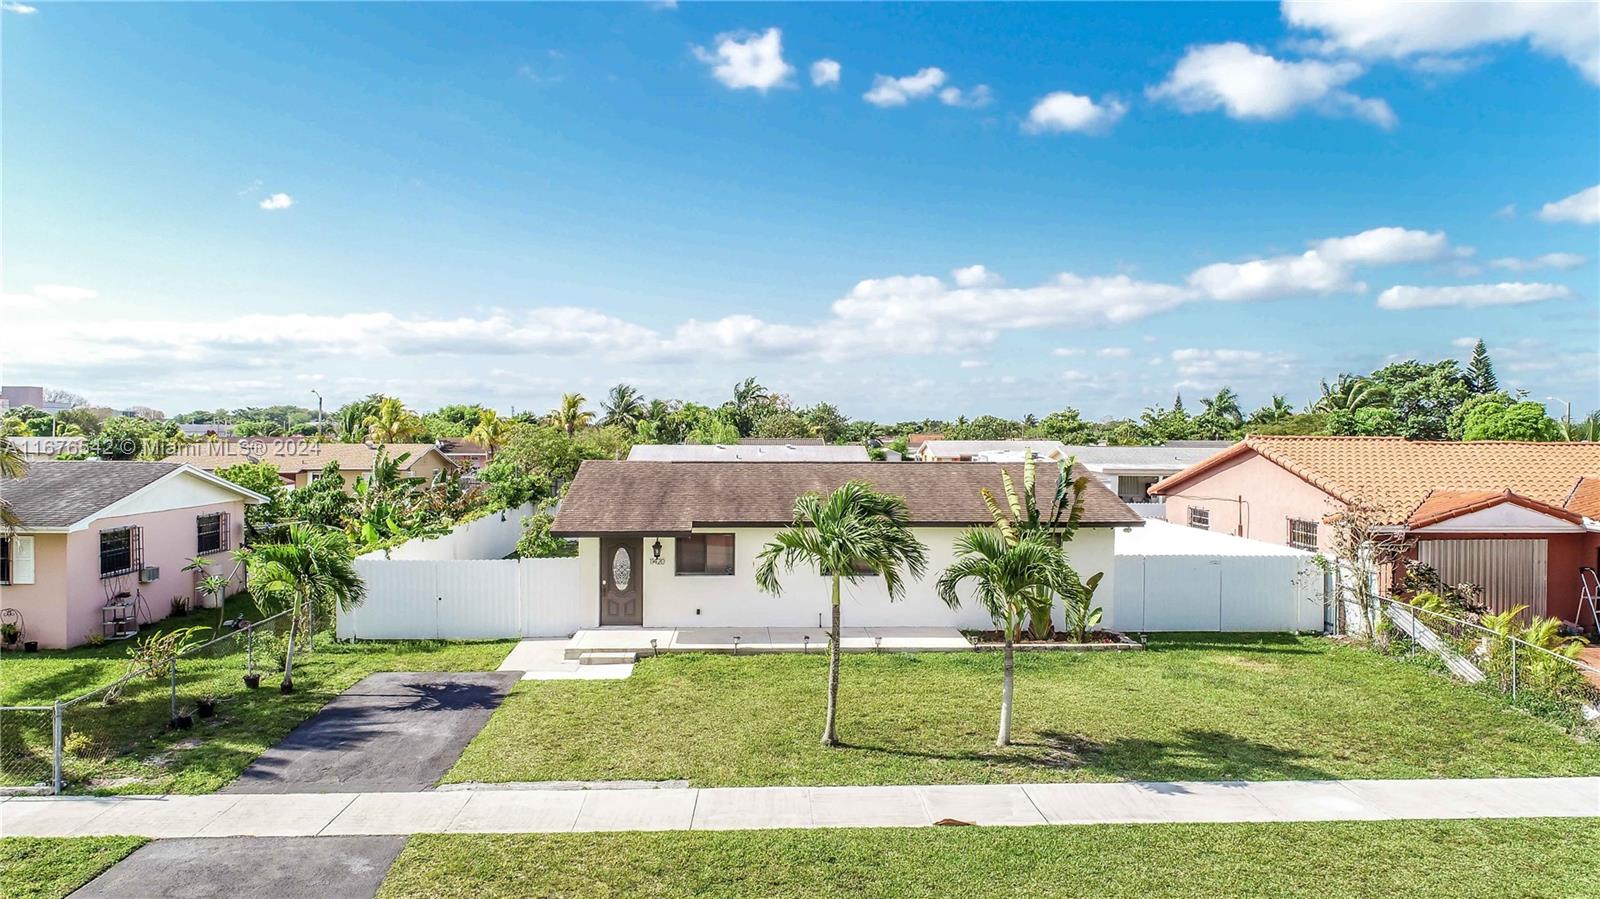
[1187,506,1210,530]
[1288,518,1319,551]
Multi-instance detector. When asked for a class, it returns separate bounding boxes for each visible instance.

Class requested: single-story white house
[975,443,1230,507]
[627,443,870,462]
[551,461,1142,631]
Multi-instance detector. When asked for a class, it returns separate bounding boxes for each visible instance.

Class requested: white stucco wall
[573,526,1120,631]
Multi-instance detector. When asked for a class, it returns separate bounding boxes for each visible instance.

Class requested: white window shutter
[13,536,35,585]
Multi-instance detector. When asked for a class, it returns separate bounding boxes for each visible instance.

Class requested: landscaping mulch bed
[966,630,1143,651]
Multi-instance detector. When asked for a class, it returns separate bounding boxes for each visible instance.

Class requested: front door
[599,537,644,626]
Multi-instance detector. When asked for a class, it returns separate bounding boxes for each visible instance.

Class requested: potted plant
[1,623,18,648]
[23,640,38,652]
[197,695,217,718]
[169,710,194,730]
[243,671,261,689]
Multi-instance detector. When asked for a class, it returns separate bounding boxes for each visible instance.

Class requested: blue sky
[3,1,1597,420]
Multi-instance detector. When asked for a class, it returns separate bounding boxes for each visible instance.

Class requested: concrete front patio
[562,626,972,660]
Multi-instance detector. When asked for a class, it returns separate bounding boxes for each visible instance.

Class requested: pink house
[1,461,266,649]
[1151,436,1600,626]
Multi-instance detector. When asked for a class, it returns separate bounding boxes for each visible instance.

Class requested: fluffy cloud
[258,193,294,211]
[1283,0,1600,84]
[1537,184,1600,224]
[1314,227,1452,264]
[1376,282,1573,310]
[1098,347,1133,358]
[1188,226,1454,301]
[863,67,946,107]
[809,58,841,88]
[1023,91,1127,134]
[951,264,1000,288]
[1,2,37,14]
[1,284,99,310]
[1146,42,1395,128]
[938,84,993,108]
[1488,252,1587,272]
[1171,348,1298,388]
[693,28,794,93]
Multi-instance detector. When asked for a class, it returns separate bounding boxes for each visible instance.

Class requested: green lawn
[0,837,146,899]
[378,819,1600,899]
[446,634,1600,787]
[0,607,512,794]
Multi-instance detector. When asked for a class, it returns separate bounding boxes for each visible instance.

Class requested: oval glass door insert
[611,547,632,591]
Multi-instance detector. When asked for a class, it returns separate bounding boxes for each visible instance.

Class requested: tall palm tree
[1250,394,1294,423]
[1315,375,1390,413]
[600,384,647,430]
[1200,388,1243,425]
[245,526,366,692]
[937,531,1068,747]
[0,439,26,527]
[548,393,594,437]
[467,408,511,455]
[755,481,929,746]
[364,397,423,443]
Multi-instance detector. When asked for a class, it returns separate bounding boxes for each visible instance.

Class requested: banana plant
[978,452,1094,639]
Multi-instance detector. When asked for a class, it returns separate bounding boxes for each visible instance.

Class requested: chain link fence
[2,610,291,794]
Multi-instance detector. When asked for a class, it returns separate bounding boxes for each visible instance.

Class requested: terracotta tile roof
[1565,477,1600,519]
[162,441,455,476]
[1152,435,1600,524]
[1407,489,1584,529]
[552,460,1143,536]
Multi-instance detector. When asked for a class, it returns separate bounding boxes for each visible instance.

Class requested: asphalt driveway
[224,671,521,794]
[73,836,406,899]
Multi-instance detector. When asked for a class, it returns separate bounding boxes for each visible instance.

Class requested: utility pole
[311,389,324,441]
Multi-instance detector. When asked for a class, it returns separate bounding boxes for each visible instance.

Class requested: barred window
[100,527,140,578]
[1187,506,1210,530]
[1288,518,1319,551]
[197,512,228,554]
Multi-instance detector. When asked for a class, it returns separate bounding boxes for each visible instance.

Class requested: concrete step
[578,651,639,666]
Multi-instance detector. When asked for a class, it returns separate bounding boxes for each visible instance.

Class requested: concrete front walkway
[564,626,972,659]
[4,777,1595,838]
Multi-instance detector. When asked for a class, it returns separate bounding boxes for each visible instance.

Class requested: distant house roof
[627,444,870,462]
[436,439,489,456]
[919,440,1071,460]
[979,444,1228,471]
[1151,435,1600,525]
[7,436,88,457]
[738,437,825,446]
[553,461,1143,536]
[2,461,265,530]
[162,441,457,476]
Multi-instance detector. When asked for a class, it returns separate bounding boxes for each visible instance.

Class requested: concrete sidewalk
[4,777,1595,838]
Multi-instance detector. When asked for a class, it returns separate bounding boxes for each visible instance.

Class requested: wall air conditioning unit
[140,567,160,583]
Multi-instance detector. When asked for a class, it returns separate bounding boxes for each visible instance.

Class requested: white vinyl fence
[1108,520,1326,632]
[337,504,585,640]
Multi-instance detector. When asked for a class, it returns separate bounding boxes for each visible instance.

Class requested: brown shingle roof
[162,442,455,476]
[552,460,1143,536]
[1152,436,1600,524]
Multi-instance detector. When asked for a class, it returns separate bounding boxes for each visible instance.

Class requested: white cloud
[1,2,38,14]
[810,58,841,88]
[1376,282,1573,310]
[1314,226,1452,264]
[1,284,99,310]
[1146,42,1395,128]
[863,67,946,107]
[1052,348,1084,357]
[1537,184,1600,224]
[959,359,988,369]
[1188,226,1454,302]
[1023,91,1127,135]
[1097,347,1133,358]
[258,192,294,211]
[1283,0,1600,84]
[1170,348,1298,389]
[1488,252,1587,272]
[1492,203,1517,220]
[951,264,1000,288]
[938,84,993,109]
[693,28,794,93]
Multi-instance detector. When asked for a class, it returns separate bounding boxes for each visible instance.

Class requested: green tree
[1199,388,1243,425]
[755,482,929,746]
[946,415,1022,441]
[1325,407,1402,436]
[364,397,424,443]
[214,462,288,539]
[1248,412,1329,436]
[89,416,177,460]
[1137,404,1195,444]
[282,462,353,529]
[803,403,849,444]
[548,393,594,437]
[1369,360,1469,440]
[1461,400,1561,441]
[1314,375,1391,413]
[1466,339,1499,395]
[0,439,26,527]
[600,384,647,431]
[245,526,366,691]
[936,530,1069,747]
[752,410,813,439]
[1033,408,1098,444]
[515,507,578,558]
[467,409,511,455]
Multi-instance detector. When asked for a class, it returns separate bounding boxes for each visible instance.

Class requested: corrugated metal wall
[1417,538,1547,617]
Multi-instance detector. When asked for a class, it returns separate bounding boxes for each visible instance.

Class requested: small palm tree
[548,393,594,437]
[1250,394,1294,423]
[937,531,1067,747]
[467,409,511,455]
[245,526,366,691]
[0,438,25,527]
[364,397,423,443]
[755,481,929,746]
[1200,387,1243,425]
[600,384,647,430]
[1315,376,1390,413]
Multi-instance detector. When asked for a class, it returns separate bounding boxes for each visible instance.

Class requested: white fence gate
[1107,521,1326,632]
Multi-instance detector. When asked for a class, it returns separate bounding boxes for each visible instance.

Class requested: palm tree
[1249,394,1294,423]
[548,393,594,437]
[1200,388,1243,425]
[1315,375,1390,413]
[977,454,1091,640]
[0,438,25,527]
[600,384,647,430]
[937,531,1068,747]
[755,481,929,746]
[245,526,366,692]
[467,409,511,455]
[364,397,423,443]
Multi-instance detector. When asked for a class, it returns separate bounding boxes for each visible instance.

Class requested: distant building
[627,443,871,462]
[0,386,72,414]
